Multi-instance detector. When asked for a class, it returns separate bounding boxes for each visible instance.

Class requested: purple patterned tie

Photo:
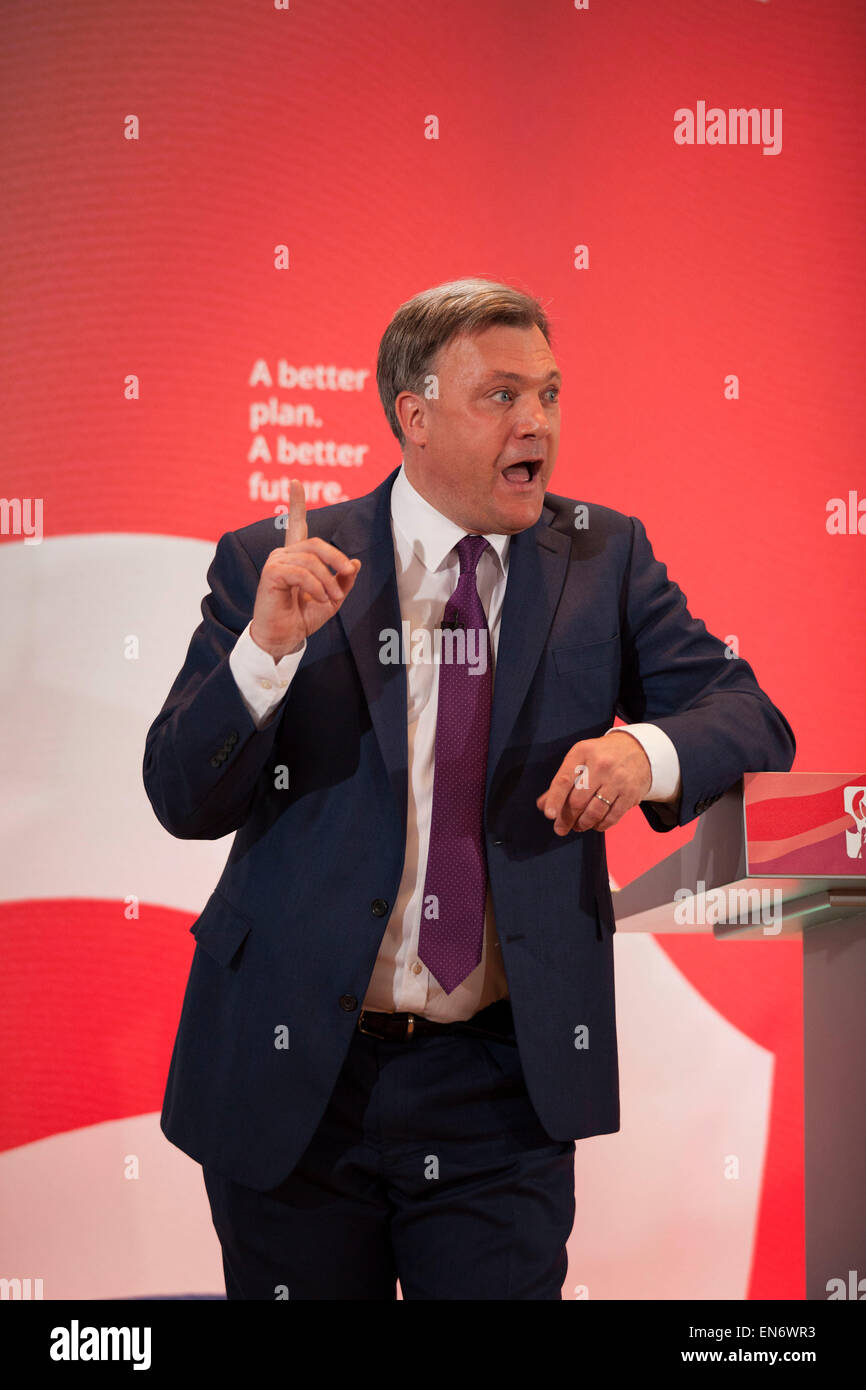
[418,534,493,994]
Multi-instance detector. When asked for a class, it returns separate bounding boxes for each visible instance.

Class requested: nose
[515,403,551,438]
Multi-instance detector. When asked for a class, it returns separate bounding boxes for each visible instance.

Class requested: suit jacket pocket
[190,889,252,968]
[552,634,619,674]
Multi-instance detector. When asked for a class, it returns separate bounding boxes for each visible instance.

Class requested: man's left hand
[535,731,653,835]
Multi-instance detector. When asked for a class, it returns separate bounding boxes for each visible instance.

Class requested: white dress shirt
[228,464,682,1020]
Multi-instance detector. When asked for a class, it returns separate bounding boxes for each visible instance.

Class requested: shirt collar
[390,462,512,576]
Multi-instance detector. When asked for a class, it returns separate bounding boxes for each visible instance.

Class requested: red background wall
[2,0,864,1299]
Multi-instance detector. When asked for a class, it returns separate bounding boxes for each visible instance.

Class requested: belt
[357,999,515,1045]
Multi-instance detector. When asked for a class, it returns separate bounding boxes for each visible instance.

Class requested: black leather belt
[357,999,515,1045]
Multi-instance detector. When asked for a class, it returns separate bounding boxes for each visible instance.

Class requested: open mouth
[501,459,542,485]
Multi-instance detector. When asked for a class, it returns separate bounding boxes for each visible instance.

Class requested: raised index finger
[285,478,307,547]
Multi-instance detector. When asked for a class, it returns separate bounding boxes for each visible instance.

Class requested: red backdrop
[2,0,864,1300]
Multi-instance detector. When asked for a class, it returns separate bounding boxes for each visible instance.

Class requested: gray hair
[376,277,552,445]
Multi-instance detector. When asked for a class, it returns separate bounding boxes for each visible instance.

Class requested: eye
[492,389,513,402]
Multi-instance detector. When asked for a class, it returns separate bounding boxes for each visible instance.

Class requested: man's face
[398,323,561,535]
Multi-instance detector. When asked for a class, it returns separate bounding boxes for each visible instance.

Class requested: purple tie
[418,535,493,994]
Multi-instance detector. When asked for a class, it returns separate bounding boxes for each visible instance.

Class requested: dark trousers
[202,1002,576,1300]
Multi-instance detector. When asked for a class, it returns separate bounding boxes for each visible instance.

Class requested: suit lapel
[485,510,571,798]
[331,470,409,834]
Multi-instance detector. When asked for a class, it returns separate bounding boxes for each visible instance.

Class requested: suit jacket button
[371,899,389,917]
[339,994,358,1011]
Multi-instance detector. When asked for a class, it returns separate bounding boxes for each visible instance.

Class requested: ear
[395,388,432,447]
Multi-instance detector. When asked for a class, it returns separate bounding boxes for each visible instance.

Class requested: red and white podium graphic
[614,772,866,1301]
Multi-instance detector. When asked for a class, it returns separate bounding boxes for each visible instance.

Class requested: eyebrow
[477,369,562,387]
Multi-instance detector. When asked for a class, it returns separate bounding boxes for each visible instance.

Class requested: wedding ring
[594,793,612,806]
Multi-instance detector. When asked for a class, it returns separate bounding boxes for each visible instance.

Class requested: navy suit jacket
[143,466,795,1190]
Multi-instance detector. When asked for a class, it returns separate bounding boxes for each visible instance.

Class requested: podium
[613,772,866,1301]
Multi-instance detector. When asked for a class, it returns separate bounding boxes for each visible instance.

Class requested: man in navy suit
[143,278,795,1300]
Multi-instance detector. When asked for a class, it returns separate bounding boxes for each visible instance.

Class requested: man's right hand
[249,479,362,661]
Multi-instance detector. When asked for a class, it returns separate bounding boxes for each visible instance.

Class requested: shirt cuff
[604,723,682,804]
[229,622,307,729]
